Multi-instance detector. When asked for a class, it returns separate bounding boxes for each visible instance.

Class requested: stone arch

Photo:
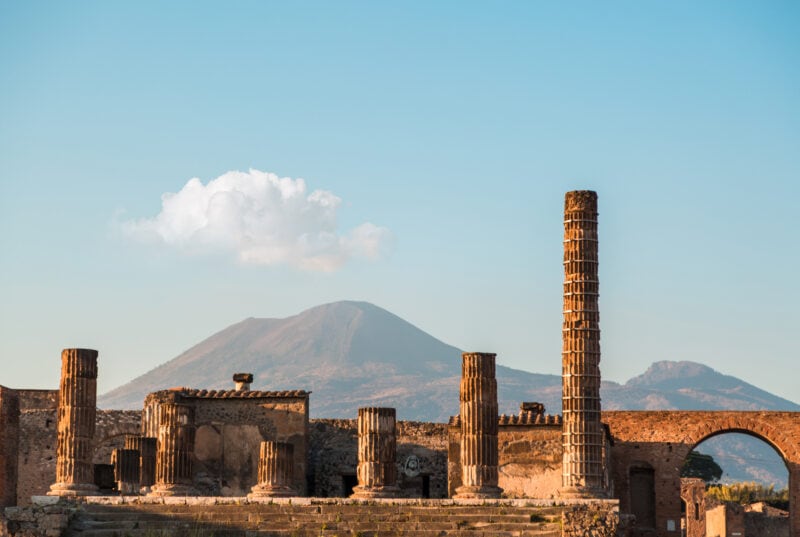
[681,414,799,464]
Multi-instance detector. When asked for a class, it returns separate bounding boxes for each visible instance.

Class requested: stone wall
[309,419,448,498]
[16,409,141,505]
[143,390,309,497]
[448,418,564,498]
[15,391,57,412]
[16,410,56,506]
[0,386,19,507]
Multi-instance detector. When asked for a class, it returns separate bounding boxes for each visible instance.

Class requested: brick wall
[0,386,20,507]
[309,419,448,498]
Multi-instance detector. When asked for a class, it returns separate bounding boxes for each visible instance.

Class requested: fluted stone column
[561,190,605,497]
[248,441,297,498]
[455,352,502,499]
[48,348,99,496]
[112,448,140,495]
[149,401,198,496]
[351,407,400,498]
[125,435,156,492]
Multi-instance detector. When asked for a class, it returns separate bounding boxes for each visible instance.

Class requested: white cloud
[122,169,393,271]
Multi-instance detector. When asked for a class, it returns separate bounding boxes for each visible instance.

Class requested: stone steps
[65,501,562,537]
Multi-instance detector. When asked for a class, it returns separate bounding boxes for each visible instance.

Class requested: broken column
[248,441,297,498]
[351,407,400,498]
[149,399,198,496]
[111,448,140,495]
[124,435,157,492]
[454,352,502,499]
[48,348,99,496]
[561,190,605,497]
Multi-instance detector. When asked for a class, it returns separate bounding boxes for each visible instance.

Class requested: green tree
[681,451,723,483]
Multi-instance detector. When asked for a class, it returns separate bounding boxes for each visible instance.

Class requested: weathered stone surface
[142,388,309,496]
[149,401,197,497]
[111,448,139,495]
[561,502,622,537]
[561,191,605,498]
[454,352,502,499]
[124,435,156,490]
[351,407,400,498]
[248,441,297,497]
[0,386,19,508]
[48,349,99,497]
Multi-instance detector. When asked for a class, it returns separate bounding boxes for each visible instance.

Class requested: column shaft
[248,441,297,497]
[455,352,502,499]
[124,435,157,490]
[561,190,605,497]
[149,401,197,496]
[351,407,399,498]
[48,348,99,496]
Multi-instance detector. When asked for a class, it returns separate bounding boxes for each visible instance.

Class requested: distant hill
[98,300,798,487]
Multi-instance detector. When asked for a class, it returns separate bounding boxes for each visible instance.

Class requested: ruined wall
[680,478,705,537]
[143,390,309,497]
[15,391,57,412]
[603,410,800,537]
[17,410,57,506]
[309,419,448,498]
[706,503,745,537]
[0,386,19,507]
[92,411,142,465]
[16,409,141,505]
[447,417,565,498]
[745,505,790,537]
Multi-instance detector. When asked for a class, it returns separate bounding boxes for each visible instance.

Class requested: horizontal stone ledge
[33,495,619,509]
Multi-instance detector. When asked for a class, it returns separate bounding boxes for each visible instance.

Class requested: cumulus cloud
[121,169,393,271]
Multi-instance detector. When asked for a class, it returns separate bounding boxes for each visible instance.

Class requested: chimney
[233,373,253,392]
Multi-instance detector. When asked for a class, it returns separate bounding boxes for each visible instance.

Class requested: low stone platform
[1,497,621,537]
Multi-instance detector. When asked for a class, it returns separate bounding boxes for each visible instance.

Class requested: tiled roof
[164,388,309,399]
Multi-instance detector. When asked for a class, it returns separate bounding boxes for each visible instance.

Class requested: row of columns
[47,348,503,499]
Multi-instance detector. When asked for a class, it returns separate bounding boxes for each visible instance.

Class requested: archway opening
[681,432,789,537]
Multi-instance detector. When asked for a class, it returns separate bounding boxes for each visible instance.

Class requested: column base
[559,486,606,499]
[147,483,199,497]
[453,485,503,499]
[350,485,401,499]
[247,484,298,498]
[47,483,99,497]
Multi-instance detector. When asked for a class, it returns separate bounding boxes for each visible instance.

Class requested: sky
[1,2,798,404]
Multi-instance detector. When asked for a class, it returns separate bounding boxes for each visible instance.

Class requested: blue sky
[1,2,798,404]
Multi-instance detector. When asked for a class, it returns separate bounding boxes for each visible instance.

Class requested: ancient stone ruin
[1,190,798,537]
[47,348,99,497]
[351,406,400,499]
[454,352,502,499]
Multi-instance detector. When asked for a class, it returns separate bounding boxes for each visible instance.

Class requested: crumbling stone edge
[1,497,78,537]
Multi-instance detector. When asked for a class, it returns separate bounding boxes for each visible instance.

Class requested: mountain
[98,300,798,487]
[98,300,564,420]
[99,301,798,416]
[603,360,799,411]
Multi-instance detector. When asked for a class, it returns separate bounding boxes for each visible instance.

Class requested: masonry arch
[603,411,800,537]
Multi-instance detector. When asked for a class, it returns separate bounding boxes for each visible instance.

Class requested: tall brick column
[149,401,198,496]
[454,352,502,499]
[48,348,99,496]
[561,190,605,497]
[111,448,140,495]
[125,435,157,492]
[351,407,400,498]
[248,441,297,498]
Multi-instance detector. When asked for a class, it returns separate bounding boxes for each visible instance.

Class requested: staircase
[65,499,563,537]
